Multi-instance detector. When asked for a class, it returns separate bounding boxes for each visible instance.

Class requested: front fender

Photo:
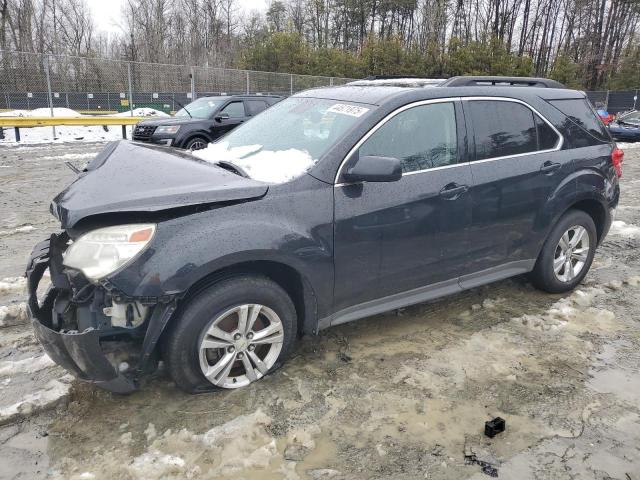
[107,179,335,317]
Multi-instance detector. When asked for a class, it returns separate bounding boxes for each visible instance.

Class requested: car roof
[198,94,282,101]
[294,82,586,107]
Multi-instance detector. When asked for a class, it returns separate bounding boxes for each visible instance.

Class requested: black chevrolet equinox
[26,76,622,393]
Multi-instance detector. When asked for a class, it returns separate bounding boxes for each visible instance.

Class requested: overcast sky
[86,0,270,35]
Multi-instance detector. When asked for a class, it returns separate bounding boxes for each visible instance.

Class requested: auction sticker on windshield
[327,103,370,117]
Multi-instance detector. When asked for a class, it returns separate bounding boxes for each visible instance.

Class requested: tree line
[2,0,639,90]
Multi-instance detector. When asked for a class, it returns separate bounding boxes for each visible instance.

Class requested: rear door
[462,98,566,282]
[333,100,473,310]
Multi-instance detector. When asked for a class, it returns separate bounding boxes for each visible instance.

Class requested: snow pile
[0,355,54,377]
[194,140,316,183]
[609,220,640,238]
[0,376,72,425]
[109,108,169,117]
[0,107,82,118]
[0,277,27,295]
[0,303,28,327]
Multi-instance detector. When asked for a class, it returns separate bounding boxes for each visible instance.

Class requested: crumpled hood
[51,141,268,229]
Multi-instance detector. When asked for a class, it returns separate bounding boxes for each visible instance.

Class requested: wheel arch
[180,132,212,149]
[173,259,319,338]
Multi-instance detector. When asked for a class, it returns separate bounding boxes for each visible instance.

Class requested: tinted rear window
[246,99,269,116]
[468,100,538,160]
[549,98,609,141]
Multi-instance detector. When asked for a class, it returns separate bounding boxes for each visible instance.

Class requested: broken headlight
[63,224,156,282]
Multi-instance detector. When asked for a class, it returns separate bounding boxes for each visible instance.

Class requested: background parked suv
[132,94,281,150]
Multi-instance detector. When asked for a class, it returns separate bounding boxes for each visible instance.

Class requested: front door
[333,100,473,312]
[211,100,247,139]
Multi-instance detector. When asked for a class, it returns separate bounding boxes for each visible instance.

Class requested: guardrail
[0,116,143,142]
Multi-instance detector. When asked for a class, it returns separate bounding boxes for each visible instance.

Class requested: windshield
[620,111,640,124]
[193,97,371,183]
[175,98,225,119]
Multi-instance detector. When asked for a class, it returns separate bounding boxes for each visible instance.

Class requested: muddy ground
[1,142,640,480]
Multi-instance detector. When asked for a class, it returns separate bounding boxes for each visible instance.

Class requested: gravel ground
[1,142,640,480]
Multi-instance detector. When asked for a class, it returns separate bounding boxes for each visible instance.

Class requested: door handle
[439,183,469,200]
[540,161,561,174]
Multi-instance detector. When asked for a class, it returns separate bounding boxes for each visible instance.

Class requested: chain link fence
[0,50,355,114]
[2,50,638,115]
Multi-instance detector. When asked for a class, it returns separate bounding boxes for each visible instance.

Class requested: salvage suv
[26,76,622,394]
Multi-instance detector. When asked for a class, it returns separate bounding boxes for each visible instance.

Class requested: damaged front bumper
[26,233,177,394]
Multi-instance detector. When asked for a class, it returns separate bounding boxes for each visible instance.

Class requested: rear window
[246,99,269,116]
[549,98,609,141]
[467,100,559,161]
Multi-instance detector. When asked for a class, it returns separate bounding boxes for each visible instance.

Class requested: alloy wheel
[188,139,207,150]
[198,304,284,388]
[553,225,590,282]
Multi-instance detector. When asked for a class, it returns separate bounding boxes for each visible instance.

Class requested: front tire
[530,209,597,293]
[184,136,209,151]
[163,275,297,393]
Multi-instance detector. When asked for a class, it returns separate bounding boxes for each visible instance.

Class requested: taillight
[612,147,624,178]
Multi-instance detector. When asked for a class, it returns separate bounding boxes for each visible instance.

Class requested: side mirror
[215,112,230,122]
[342,155,402,183]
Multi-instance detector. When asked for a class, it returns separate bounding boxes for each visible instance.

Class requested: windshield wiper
[174,99,193,118]
[215,160,250,178]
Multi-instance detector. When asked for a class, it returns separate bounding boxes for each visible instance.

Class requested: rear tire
[530,209,597,293]
[163,275,297,393]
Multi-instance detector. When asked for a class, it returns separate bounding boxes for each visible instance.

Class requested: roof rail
[440,76,566,89]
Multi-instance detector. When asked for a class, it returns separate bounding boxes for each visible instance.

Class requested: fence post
[43,55,56,138]
[191,66,196,100]
[634,90,638,110]
[246,71,250,94]
[605,90,610,111]
[290,74,293,95]
[127,62,134,116]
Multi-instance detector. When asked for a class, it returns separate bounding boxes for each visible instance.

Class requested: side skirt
[318,259,535,330]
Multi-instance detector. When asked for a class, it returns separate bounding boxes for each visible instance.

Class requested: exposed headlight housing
[63,224,156,282]
[155,125,181,135]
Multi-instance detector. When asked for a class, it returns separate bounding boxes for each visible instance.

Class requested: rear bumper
[26,234,177,394]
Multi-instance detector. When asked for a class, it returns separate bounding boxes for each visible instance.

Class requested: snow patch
[0,107,82,118]
[609,220,640,238]
[0,376,72,425]
[40,152,99,161]
[125,410,276,478]
[0,276,27,295]
[0,355,54,377]
[616,142,640,150]
[0,302,28,327]
[514,286,616,332]
[193,140,316,183]
[0,225,35,236]
[109,108,169,117]
[348,78,445,87]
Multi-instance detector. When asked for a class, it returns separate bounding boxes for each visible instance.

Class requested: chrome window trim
[333,96,564,187]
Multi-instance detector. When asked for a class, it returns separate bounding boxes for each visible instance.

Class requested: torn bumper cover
[26,234,176,394]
